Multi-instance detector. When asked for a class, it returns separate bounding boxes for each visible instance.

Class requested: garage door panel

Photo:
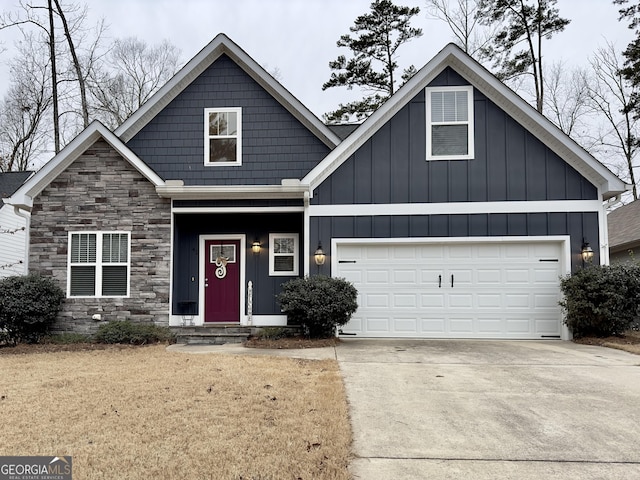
[448,294,473,308]
[477,294,501,308]
[476,269,502,284]
[394,318,418,332]
[364,293,390,308]
[421,294,445,308]
[394,269,417,283]
[505,294,531,308]
[394,294,418,308]
[450,317,474,332]
[366,270,390,283]
[337,241,563,339]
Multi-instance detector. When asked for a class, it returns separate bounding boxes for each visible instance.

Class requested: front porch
[170,208,306,328]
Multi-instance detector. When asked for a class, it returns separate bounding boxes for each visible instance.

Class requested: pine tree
[477,0,570,113]
[322,0,422,123]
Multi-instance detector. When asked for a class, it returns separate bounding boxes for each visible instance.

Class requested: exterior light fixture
[252,240,261,254]
[581,242,594,264]
[314,243,326,266]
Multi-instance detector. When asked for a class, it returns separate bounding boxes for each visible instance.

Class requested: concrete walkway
[168,340,640,479]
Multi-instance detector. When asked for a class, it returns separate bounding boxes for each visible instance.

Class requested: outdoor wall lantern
[252,240,261,254]
[581,241,594,264]
[314,243,326,266]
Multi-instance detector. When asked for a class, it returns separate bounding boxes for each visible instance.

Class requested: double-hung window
[426,86,474,160]
[68,232,130,297]
[204,107,242,165]
[269,233,299,276]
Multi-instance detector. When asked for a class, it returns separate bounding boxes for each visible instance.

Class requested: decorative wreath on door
[214,256,228,279]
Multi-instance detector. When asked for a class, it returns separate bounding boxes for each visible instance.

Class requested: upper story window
[68,231,130,298]
[426,86,474,160]
[204,107,242,166]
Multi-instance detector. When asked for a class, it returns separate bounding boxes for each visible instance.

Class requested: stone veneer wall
[29,139,171,333]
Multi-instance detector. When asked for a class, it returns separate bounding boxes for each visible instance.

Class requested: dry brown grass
[0,345,352,479]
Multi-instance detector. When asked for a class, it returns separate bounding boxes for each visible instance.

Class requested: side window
[68,231,130,297]
[204,107,242,165]
[426,86,474,160]
[269,233,299,276]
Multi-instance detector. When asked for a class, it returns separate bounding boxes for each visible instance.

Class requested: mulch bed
[573,332,640,347]
[243,336,341,349]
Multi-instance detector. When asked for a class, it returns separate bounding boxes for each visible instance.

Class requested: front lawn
[0,345,352,479]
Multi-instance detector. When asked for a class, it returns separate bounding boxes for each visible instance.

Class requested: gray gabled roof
[115,33,341,149]
[5,121,164,210]
[0,171,32,204]
[608,200,640,251]
[303,43,628,200]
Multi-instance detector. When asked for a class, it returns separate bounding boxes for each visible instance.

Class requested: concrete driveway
[335,339,640,480]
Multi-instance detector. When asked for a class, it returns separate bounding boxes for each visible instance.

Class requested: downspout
[13,206,31,275]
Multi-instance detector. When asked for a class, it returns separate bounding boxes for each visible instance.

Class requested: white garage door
[336,241,564,339]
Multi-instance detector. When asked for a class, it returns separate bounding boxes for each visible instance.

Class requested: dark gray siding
[126,54,331,185]
[312,67,598,204]
[173,213,302,316]
[311,212,599,274]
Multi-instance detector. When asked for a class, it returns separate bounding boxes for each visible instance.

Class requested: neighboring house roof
[115,33,341,150]
[303,43,627,200]
[327,124,360,141]
[608,200,640,252]
[0,171,32,209]
[5,121,164,210]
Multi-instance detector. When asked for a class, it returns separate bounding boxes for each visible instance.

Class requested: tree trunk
[47,0,60,153]
[53,0,89,128]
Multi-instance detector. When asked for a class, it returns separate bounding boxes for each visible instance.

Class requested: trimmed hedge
[0,274,64,344]
[560,263,640,338]
[94,321,175,345]
[276,275,358,338]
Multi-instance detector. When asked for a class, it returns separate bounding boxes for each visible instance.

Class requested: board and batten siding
[0,206,27,277]
[172,212,303,317]
[126,54,331,186]
[310,212,599,275]
[311,68,598,205]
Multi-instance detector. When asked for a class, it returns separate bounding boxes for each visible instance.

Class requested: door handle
[438,275,442,288]
[451,274,454,288]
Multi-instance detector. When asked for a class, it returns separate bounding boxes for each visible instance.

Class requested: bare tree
[584,42,639,201]
[425,0,496,62]
[542,61,591,138]
[0,35,52,172]
[1,1,105,154]
[88,37,181,129]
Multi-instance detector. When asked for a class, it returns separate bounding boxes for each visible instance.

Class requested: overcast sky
[0,0,635,119]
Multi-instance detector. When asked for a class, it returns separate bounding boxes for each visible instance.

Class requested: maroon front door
[204,239,240,323]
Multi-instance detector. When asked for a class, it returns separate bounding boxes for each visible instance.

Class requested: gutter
[155,179,310,200]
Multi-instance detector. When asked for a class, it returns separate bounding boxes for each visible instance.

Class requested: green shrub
[94,321,174,345]
[276,275,358,338]
[0,274,64,345]
[560,263,640,338]
[256,326,292,340]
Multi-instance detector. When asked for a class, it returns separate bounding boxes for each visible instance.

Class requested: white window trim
[204,107,242,166]
[67,231,131,298]
[425,85,474,161]
[269,233,299,276]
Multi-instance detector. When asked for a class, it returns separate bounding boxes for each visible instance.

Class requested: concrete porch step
[172,325,254,345]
